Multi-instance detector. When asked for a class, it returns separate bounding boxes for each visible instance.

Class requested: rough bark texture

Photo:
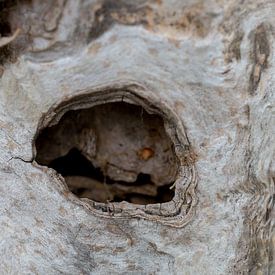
[0,0,274,274]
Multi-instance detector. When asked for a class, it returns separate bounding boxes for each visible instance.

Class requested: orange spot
[137,147,154,161]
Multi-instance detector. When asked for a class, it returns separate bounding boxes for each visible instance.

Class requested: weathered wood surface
[0,0,274,274]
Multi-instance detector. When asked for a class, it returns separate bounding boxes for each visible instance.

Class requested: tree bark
[0,0,274,274]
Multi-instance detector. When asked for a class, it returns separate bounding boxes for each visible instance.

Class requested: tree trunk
[0,0,274,274]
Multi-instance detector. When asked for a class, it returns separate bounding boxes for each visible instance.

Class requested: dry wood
[0,0,274,274]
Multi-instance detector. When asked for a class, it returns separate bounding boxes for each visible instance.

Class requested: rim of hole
[33,86,197,227]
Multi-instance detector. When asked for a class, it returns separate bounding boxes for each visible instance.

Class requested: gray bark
[0,0,274,274]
